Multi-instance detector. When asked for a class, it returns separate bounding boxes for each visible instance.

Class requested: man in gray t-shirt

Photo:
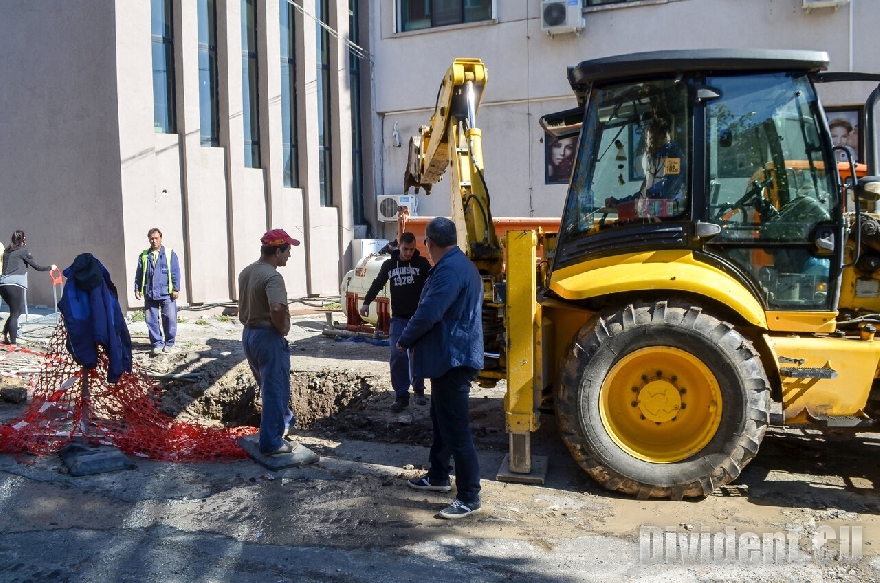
[238,228,300,455]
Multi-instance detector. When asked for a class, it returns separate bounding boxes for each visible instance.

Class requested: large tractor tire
[556,301,770,499]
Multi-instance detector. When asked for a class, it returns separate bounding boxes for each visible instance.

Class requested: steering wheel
[717,177,775,223]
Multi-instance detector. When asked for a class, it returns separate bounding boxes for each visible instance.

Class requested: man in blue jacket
[397,217,484,519]
[133,228,181,356]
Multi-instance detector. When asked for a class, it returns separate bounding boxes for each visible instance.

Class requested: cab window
[562,79,690,236]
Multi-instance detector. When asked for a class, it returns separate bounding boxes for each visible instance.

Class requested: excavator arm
[403,58,502,276]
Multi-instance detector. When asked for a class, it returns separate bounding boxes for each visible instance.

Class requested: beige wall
[4,0,875,309]
[370,0,880,239]
[0,0,367,310]
[0,0,126,308]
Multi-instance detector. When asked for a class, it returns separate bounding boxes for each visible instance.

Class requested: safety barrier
[0,324,254,461]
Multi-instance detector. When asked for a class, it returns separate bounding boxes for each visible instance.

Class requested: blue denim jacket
[398,246,484,379]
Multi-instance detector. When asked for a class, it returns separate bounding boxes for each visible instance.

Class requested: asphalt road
[0,424,878,582]
[0,311,879,582]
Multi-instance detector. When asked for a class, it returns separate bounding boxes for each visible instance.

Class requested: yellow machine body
[399,54,880,497]
[765,334,880,423]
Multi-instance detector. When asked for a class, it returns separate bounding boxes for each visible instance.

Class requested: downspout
[848,0,853,72]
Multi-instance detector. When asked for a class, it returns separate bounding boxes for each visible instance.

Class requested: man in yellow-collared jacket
[133,228,180,356]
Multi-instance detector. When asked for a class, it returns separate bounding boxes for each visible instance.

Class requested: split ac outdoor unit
[376,194,416,222]
[802,0,849,12]
[541,0,584,37]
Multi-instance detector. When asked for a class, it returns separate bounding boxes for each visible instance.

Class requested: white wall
[370,0,880,238]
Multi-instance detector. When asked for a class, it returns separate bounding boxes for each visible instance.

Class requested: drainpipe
[848,0,854,72]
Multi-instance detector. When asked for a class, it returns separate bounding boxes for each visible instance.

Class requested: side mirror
[813,226,835,255]
[858,177,880,202]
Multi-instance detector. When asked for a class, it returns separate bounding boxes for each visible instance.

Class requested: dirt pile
[0,313,509,452]
[159,363,385,430]
[122,315,438,445]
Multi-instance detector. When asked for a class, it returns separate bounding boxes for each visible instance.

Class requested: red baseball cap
[260,228,300,247]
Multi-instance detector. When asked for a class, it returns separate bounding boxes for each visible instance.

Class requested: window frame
[397,0,495,33]
[151,0,177,134]
[241,0,261,168]
[350,0,364,224]
[316,0,333,206]
[280,0,300,188]
[198,0,220,147]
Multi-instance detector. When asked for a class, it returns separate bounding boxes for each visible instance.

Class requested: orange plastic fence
[0,323,254,461]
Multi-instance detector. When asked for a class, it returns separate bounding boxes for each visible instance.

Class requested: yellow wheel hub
[639,380,682,423]
[599,346,723,463]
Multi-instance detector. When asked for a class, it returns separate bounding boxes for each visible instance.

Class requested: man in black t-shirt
[360,232,432,412]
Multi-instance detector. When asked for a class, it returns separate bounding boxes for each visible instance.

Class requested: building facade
[369,0,880,238]
[0,0,372,309]
[2,0,879,310]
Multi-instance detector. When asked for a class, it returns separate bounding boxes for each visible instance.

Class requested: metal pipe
[321,327,388,340]
[466,80,477,130]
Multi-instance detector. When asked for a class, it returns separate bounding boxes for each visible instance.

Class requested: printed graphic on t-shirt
[390,265,422,287]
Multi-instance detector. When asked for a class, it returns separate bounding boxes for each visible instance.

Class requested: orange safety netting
[0,323,255,461]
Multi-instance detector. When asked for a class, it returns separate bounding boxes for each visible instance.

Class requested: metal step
[779,366,838,379]
[806,413,876,428]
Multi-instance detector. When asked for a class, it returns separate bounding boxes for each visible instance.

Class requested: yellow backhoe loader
[394,51,880,499]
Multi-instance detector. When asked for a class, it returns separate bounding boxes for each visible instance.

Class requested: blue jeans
[389,317,425,400]
[426,366,481,505]
[145,296,177,348]
[243,325,294,453]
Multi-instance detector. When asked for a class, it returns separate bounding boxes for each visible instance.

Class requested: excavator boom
[403,58,501,275]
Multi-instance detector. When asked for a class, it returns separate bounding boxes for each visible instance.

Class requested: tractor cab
[545,49,875,320]
[528,50,880,499]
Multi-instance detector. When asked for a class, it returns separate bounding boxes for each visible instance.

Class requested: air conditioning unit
[802,0,849,12]
[376,194,416,222]
[541,0,584,37]
[352,238,390,264]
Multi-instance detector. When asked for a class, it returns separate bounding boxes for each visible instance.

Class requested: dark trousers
[243,325,294,454]
[388,317,425,400]
[0,285,25,344]
[426,366,481,504]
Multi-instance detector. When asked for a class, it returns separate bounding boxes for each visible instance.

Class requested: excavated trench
[158,362,440,446]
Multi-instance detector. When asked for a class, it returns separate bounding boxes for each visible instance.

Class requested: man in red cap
[238,228,300,455]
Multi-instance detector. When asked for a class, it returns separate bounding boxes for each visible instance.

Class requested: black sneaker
[390,398,409,413]
[408,475,452,492]
[413,393,427,406]
[439,498,481,519]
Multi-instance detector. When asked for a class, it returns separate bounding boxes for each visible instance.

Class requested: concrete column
[331,0,354,280]
[178,0,232,304]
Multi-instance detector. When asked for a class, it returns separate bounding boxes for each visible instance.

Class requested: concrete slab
[59,440,136,477]
[237,435,320,470]
[495,454,548,484]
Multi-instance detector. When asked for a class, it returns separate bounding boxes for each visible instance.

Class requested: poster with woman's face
[545,133,576,184]
[824,108,861,164]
